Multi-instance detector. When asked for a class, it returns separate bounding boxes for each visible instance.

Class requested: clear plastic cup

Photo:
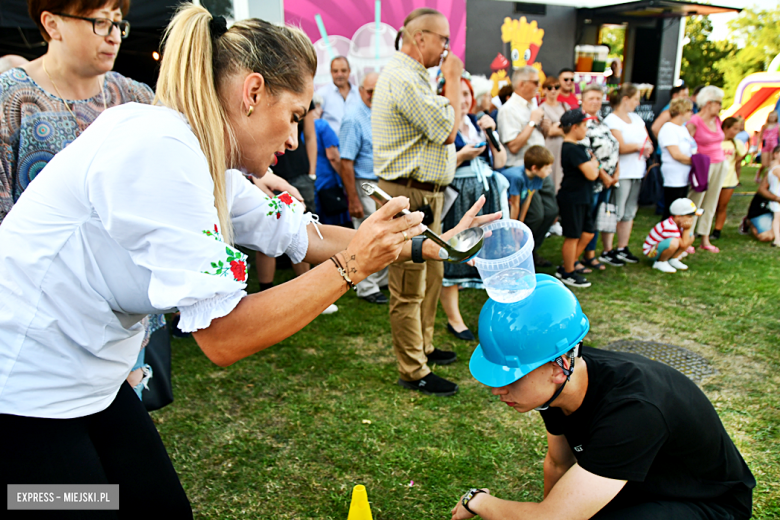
[475,220,536,303]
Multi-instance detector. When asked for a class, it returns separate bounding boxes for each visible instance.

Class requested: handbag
[318,186,349,216]
[595,190,617,233]
[142,324,174,412]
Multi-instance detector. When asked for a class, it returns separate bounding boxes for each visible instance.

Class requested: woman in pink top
[686,86,726,252]
[757,111,779,182]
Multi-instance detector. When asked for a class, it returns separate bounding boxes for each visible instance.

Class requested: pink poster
[284,0,466,88]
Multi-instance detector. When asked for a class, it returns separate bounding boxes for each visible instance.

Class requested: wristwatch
[528,120,537,128]
[411,236,427,263]
[462,488,486,515]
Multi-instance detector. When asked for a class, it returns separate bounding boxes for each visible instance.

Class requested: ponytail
[155,4,235,244]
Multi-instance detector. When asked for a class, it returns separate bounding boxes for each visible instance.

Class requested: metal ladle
[361,183,485,263]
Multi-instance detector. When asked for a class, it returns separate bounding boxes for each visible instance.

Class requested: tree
[714,8,780,107]
[599,25,625,60]
[680,16,735,91]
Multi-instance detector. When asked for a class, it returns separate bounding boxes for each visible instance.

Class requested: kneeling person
[644,198,699,274]
[453,274,755,520]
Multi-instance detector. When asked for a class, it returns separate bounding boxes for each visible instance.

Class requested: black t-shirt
[558,142,593,203]
[541,347,755,514]
[747,193,771,220]
[271,101,315,181]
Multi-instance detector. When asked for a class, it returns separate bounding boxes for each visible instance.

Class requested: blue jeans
[585,189,611,252]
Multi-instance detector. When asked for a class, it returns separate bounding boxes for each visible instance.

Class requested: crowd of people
[0,2,761,519]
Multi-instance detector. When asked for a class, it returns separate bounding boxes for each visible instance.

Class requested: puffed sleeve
[87,125,250,333]
[226,169,311,263]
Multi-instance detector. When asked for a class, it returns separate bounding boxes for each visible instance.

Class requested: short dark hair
[29,0,131,41]
[331,55,350,70]
[558,67,574,76]
[670,85,687,98]
[498,84,514,104]
[524,145,554,170]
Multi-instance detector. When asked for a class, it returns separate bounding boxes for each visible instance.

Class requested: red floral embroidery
[230,260,247,281]
[278,193,293,205]
[266,192,298,220]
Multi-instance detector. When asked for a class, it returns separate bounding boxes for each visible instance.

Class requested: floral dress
[580,116,620,194]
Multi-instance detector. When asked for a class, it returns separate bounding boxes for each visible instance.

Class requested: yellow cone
[347,485,373,520]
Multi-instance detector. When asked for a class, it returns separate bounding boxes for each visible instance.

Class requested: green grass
[154,167,780,519]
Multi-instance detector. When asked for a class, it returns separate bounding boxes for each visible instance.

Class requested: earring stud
[246,105,254,117]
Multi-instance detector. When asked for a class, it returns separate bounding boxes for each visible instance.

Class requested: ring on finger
[403,231,409,242]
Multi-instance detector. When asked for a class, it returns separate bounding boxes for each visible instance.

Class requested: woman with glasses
[540,76,570,192]
[0,1,165,400]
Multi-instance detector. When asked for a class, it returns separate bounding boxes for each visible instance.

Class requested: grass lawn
[154,166,779,519]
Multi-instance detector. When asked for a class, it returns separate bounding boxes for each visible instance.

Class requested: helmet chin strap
[535,343,581,412]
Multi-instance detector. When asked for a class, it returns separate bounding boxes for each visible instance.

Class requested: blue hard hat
[469,274,590,388]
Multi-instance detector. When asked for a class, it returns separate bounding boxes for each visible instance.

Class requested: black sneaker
[428,347,458,365]
[738,217,750,236]
[361,291,389,304]
[616,247,639,264]
[555,266,591,288]
[710,229,721,241]
[599,250,626,267]
[398,372,459,396]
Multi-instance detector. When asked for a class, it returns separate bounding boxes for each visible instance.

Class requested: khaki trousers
[378,179,444,381]
[688,161,728,237]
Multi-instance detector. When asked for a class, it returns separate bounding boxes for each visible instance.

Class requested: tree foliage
[714,8,780,107]
[680,16,735,91]
[599,25,625,60]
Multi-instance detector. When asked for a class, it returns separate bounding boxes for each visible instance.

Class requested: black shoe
[555,266,591,288]
[599,249,626,267]
[447,323,476,341]
[170,314,191,338]
[738,217,749,236]
[361,291,389,304]
[428,347,458,365]
[533,252,553,268]
[710,229,721,241]
[616,247,639,264]
[398,372,459,396]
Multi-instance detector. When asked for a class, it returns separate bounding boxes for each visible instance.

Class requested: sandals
[574,262,593,274]
[581,257,606,271]
[700,244,720,253]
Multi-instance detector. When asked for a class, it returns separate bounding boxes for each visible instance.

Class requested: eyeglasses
[546,85,560,90]
[421,29,450,48]
[523,79,540,86]
[561,77,574,82]
[53,12,131,39]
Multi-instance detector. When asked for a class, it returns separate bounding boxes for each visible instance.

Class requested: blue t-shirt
[504,164,543,202]
[314,118,341,191]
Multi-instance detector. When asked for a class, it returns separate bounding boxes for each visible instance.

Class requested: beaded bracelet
[330,255,357,291]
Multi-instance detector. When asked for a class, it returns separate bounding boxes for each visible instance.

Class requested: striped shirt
[339,100,376,180]
[372,52,456,185]
[643,217,681,255]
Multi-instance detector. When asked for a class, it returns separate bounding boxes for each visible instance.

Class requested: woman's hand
[437,195,501,248]
[641,141,655,158]
[476,114,496,131]
[451,489,490,520]
[342,197,425,281]
[460,144,487,161]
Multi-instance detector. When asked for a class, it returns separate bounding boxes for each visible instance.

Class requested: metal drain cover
[601,340,716,384]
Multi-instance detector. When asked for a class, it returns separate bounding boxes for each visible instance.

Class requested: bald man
[315,56,360,135]
[373,8,464,396]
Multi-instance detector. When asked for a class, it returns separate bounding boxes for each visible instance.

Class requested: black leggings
[663,186,690,219]
[0,383,192,519]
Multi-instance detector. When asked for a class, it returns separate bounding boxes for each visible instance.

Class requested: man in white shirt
[497,67,558,266]
[315,56,361,135]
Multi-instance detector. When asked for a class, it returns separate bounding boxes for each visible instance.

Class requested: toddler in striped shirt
[644,198,701,273]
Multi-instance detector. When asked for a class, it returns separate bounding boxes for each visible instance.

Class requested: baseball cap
[669,198,704,216]
[560,108,597,127]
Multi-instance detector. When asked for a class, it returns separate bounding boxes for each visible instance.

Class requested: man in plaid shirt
[372,7,463,396]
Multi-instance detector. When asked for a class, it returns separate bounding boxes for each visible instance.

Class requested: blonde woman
[0,5,494,513]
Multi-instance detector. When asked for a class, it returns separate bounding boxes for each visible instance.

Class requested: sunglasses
[546,86,561,90]
[561,78,574,82]
[523,79,540,86]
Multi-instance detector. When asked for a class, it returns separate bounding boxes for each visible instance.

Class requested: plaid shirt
[339,100,376,180]
[372,52,455,185]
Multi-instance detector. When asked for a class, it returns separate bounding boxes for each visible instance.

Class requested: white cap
[670,198,704,216]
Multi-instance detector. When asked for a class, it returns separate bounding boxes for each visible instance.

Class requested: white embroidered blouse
[0,103,312,418]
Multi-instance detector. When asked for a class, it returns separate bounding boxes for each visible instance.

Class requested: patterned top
[338,100,376,180]
[0,68,154,221]
[372,52,455,185]
[644,217,681,256]
[580,116,620,193]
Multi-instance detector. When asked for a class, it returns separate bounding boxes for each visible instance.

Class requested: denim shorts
[750,213,773,234]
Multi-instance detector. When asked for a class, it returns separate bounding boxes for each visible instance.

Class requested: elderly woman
[603,83,653,265]
[578,84,622,270]
[439,71,507,340]
[657,98,697,219]
[686,86,726,252]
[0,5,495,512]
[540,75,570,192]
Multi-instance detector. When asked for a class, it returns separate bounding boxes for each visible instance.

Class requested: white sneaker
[549,222,563,236]
[321,304,338,315]
[653,261,677,273]
[668,258,688,270]
[677,251,688,260]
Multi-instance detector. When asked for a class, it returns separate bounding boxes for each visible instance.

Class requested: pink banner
[284,0,466,60]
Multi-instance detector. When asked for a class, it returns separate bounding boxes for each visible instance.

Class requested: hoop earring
[246,105,254,117]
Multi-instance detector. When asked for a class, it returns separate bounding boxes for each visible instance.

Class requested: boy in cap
[556,109,600,288]
[451,274,755,519]
[643,198,701,273]
[508,145,555,221]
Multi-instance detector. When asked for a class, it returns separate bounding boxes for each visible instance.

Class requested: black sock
[259,282,274,292]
